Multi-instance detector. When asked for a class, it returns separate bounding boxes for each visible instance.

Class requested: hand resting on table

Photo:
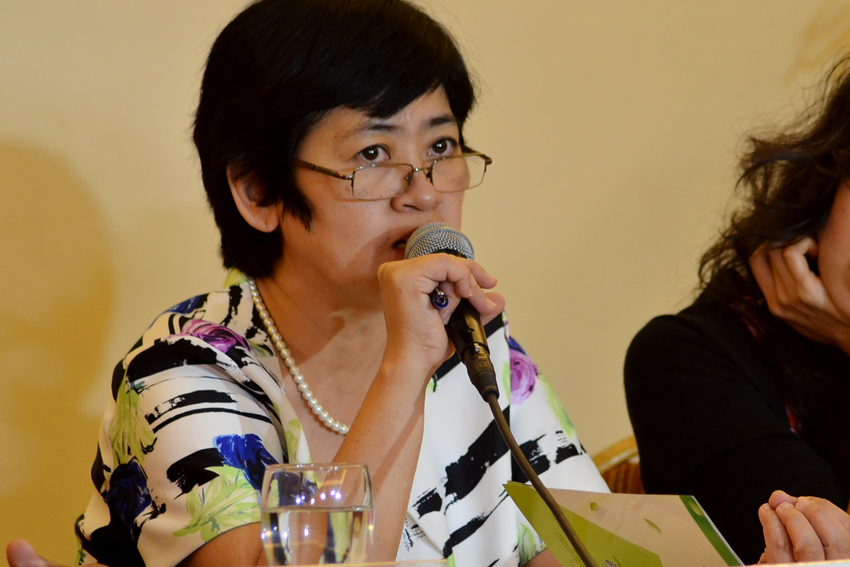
[758,490,850,563]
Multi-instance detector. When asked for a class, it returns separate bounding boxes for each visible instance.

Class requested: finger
[479,292,506,324]
[759,503,795,564]
[450,257,497,293]
[750,246,778,307]
[795,497,850,560]
[432,258,498,312]
[780,238,826,302]
[413,254,497,296]
[768,489,798,509]
[6,539,53,567]
[434,283,502,327]
[766,245,797,306]
[775,501,826,562]
[799,496,850,533]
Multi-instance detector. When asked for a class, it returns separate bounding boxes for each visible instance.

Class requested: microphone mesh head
[405,222,474,260]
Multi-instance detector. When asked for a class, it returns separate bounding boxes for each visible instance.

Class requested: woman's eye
[358,146,386,162]
[431,138,457,156]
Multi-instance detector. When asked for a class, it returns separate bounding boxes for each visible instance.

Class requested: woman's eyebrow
[428,114,457,128]
[347,113,458,137]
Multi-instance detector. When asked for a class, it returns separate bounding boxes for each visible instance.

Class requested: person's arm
[180,254,505,566]
[759,490,850,563]
[341,253,504,561]
[625,309,848,564]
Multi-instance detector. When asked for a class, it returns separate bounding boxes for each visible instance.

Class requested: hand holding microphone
[405,223,600,567]
[405,222,501,400]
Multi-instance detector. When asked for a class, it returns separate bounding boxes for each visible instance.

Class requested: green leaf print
[174,465,260,542]
[518,524,540,565]
[284,419,303,464]
[109,378,156,466]
[223,269,248,288]
[538,373,576,438]
[502,359,511,403]
[249,340,274,358]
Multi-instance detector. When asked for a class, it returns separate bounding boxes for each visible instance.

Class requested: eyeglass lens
[351,155,487,200]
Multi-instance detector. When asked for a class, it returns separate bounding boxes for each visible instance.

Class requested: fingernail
[797,498,810,510]
[777,502,793,511]
[487,299,498,310]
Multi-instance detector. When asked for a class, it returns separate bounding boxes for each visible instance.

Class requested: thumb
[6,540,52,567]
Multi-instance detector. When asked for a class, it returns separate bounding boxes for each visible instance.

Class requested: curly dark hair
[193,0,476,278]
[699,57,850,441]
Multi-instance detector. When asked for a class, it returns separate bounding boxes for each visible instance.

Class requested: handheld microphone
[404,222,607,567]
[405,223,600,567]
[404,222,499,400]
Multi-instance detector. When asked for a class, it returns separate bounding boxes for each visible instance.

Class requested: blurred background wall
[2,0,850,561]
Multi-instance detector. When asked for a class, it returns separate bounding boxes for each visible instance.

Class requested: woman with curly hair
[626,58,850,564]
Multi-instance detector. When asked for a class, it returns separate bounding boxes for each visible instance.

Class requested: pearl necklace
[248,278,350,435]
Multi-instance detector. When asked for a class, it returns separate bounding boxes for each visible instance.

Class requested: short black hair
[193,0,476,277]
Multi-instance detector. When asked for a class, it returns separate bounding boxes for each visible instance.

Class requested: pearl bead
[249,277,348,435]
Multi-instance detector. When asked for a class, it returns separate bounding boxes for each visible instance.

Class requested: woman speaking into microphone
[55,1,608,566]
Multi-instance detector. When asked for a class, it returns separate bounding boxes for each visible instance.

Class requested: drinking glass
[261,463,375,565]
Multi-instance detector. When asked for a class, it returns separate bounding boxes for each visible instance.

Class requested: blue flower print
[103,459,152,539]
[167,294,205,315]
[214,433,278,489]
[508,336,527,355]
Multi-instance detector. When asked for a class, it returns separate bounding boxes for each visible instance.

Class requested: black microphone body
[405,223,499,400]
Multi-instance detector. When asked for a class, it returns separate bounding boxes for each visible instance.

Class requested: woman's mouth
[392,239,408,251]
[392,229,418,255]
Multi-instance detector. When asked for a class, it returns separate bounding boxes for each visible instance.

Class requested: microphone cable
[406,222,600,567]
[485,388,600,567]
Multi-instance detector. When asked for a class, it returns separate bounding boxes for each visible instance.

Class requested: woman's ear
[227,165,283,233]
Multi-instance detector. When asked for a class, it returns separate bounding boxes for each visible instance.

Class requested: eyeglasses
[292,152,492,201]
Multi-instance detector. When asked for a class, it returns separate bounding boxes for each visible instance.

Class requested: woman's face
[817,181,850,316]
[278,87,466,298]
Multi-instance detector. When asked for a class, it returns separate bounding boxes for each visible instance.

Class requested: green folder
[505,482,742,567]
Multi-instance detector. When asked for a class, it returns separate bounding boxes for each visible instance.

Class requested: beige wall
[2,0,848,561]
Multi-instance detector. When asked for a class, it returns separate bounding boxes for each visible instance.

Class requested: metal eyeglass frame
[291,151,492,201]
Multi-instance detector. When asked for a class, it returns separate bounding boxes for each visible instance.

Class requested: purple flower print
[509,340,537,405]
[180,319,250,353]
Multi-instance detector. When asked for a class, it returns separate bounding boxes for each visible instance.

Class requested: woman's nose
[391,167,441,211]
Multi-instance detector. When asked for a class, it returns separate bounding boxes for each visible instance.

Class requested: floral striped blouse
[75,278,608,567]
